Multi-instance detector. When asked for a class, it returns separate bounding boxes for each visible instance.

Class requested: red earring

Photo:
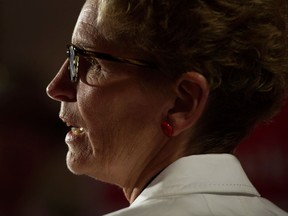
[161,121,173,137]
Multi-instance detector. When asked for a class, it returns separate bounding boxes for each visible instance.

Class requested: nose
[46,59,77,102]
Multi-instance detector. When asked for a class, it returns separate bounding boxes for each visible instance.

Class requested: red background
[236,101,288,210]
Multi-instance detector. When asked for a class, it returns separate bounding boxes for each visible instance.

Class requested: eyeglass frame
[66,44,158,83]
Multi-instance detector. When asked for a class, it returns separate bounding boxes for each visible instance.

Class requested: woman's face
[47,1,171,186]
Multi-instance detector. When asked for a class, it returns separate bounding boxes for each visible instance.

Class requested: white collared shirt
[105,154,288,216]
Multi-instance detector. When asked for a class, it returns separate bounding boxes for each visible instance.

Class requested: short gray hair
[91,0,288,153]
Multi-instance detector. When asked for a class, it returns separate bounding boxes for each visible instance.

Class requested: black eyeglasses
[66,44,157,83]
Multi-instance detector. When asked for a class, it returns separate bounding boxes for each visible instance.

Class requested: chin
[66,151,91,175]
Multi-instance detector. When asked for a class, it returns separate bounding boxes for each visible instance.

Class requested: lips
[60,115,85,137]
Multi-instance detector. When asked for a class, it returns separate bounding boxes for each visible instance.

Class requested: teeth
[71,127,84,135]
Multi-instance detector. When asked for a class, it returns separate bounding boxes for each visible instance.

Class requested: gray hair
[89,0,288,153]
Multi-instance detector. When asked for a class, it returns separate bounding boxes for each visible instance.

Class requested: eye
[80,56,107,85]
[86,57,102,72]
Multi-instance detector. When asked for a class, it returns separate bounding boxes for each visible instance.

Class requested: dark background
[0,1,287,216]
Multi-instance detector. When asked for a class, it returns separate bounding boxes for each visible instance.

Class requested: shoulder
[104,194,288,216]
[105,154,288,216]
[104,194,212,216]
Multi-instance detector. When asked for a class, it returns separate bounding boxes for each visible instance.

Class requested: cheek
[80,85,148,146]
[79,88,115,154]
[74,79,166,179]
[76,87,127,154]
[79,79,158,132]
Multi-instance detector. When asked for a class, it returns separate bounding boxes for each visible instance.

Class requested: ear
[168,72,209,136]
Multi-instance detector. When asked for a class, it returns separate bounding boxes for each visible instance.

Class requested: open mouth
[71,127,85,135]
[60,115,86,137]
[63,120,85,136]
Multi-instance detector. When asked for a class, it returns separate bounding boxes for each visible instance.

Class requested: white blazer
[105,154,288,216]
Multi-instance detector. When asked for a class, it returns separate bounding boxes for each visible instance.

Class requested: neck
[122,137,189,204]
[123,164,164,203]
[123,188,141,204]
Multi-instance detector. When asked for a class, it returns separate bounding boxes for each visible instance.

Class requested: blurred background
[0,0,287,216]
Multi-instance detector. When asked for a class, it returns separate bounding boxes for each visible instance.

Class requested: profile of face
[46,1,174,187]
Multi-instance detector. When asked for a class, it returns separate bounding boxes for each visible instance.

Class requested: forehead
[72,0,100,48]
[72,1,150,60]
[72,0,130,55]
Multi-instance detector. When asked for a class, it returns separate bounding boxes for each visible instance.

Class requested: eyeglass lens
[67,46,79,82]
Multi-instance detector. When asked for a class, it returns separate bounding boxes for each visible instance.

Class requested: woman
[46,0,288,215]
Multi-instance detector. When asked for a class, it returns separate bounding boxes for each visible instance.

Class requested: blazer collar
[132,154,260,206]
